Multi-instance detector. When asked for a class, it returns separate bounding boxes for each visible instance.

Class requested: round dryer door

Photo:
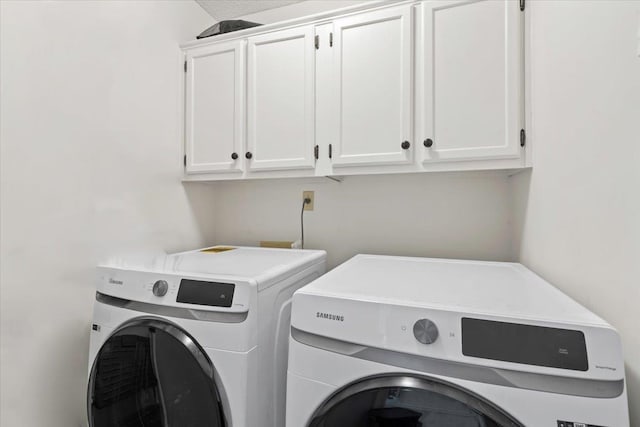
[308,375,523,427]
[88,318,226,427]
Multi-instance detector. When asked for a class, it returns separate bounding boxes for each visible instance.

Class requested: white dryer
[287,255,629,427]
[87,246,326,427]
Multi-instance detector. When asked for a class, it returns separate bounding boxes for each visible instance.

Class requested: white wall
[212,173,513,269]
[0,2,214,426]
[512,1,640,424]
[238,0,370,24]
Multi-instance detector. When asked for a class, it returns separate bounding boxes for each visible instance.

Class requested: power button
[152,280,169,297]
[413,319,439,344]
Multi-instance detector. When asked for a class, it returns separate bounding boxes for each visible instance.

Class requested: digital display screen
[176,279,234,307]
[462,318,588,371]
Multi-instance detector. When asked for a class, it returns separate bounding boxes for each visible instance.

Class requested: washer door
[88,318,226,427]
[308,375,523,427]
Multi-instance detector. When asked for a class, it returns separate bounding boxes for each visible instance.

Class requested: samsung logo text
[316,312,344,322]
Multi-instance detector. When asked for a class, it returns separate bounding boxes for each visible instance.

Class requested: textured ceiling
[195,1,306,22]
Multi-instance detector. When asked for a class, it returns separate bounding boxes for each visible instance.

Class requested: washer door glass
[309,375,523,427]
[88,319,225,427]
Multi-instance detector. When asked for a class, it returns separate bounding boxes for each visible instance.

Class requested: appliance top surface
[299,255,607,326]
[100,246,326,283]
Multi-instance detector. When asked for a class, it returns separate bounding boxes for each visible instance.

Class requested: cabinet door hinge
[519,0,525,11]
[184,60,187,72]
[183,154,187,166]
[315,35,320,50]
[329,32,333,47]
[520,129,526,147]
[328,144,333,159]
[314,145,319,160]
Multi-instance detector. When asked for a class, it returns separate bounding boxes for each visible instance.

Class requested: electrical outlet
[303,191,314,211]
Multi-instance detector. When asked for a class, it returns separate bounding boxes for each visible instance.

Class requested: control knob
[413,318,438,344]
[152,280,169,297]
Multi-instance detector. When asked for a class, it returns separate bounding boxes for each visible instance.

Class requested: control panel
[96,266,250,313]
[291,290,624,382]
[462,318,588,371]
[176,279,234,307]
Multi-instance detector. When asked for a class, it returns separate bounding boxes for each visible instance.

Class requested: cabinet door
[417,0,523,162]
[184,40,245,174]
[246,26,316,172]
[330,5,413,168]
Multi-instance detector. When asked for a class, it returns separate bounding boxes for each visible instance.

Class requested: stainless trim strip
[291,327,624,399]
[308,374,523,427]
[96,292,248,323]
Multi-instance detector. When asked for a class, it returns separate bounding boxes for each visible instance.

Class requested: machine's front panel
[291,293,624,382]
[91,296,255,351]
[286,339,630,427]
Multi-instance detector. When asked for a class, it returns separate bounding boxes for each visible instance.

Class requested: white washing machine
[87,246,326,427]
[287,255,629,427]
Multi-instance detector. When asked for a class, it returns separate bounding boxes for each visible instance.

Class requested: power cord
[300,197,311,249]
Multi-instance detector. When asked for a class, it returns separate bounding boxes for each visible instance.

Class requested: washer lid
[296,254,606,326]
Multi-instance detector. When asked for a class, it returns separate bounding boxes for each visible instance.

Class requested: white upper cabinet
[246,26,316,172]
[329,5,414,168]
[184,40,245,174]
[417,0,524,163]
[181,0,527,180]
